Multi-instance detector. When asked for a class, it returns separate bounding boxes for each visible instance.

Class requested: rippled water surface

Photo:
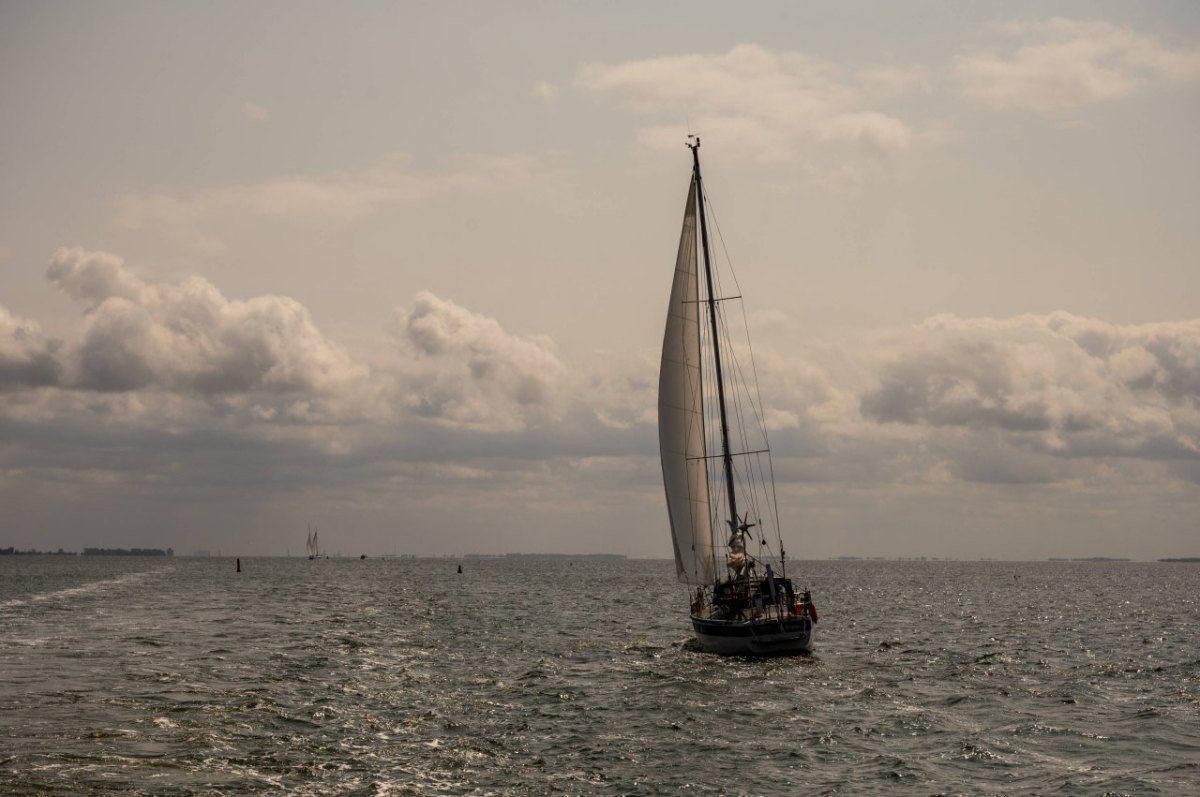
[1,556,1198,796]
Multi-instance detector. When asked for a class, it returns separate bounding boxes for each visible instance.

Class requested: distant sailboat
[306,524,319,560]
[658,138,816,656]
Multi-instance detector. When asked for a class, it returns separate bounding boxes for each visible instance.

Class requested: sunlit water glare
[2,556,1197,796]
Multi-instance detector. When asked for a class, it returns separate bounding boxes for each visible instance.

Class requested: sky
[1,1,1198,560]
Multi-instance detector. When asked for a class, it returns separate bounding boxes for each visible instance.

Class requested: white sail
[312,528,319,558]
[659,177,716,585]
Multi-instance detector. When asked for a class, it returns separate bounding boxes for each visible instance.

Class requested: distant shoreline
[0,547,173,556]
[82,548,174,557]
[0,547,76,556]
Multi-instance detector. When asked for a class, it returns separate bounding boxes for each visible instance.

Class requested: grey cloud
[0,306,61,391]
[860,313,1200,462]
[47,248,146,308]
[861,345,1060,432]
[1044,313,1200,403]
[392,291,566,433]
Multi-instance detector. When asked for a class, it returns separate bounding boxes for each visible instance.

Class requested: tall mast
[689,137,740,559]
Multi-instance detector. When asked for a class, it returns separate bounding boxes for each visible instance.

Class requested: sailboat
[658,137,816,656]
[306,524,319,560]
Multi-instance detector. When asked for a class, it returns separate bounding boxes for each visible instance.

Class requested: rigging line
[719,287,772,444]
[686,449,771,462]
[751,452,776,539]
[726,308,786,554]
[699,183,744,298]
[703,194,774,518]
[713,304,784,559]
[702,176,775,452]
[765,448,784,564]
[697,180,788,567]
[681,295,742,304]
[718,311,771,502]
[714,311,771,551]
[709,279,770,450]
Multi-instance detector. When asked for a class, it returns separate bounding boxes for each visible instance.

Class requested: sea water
[1,556,1197,796]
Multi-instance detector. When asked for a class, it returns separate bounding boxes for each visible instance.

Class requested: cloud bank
[2,248,1198,554]
[6,250,1197,483]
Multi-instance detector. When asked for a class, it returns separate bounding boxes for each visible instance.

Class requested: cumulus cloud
[0,306,61,391]
[391,291,566,433]
[46,247,366,397]
[579,44,915,157]
[861,312,1200,462]
[19,249,574,439]
[956,18,1200,113]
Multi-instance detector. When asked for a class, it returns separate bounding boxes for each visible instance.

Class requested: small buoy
[457,564,462,574]
[236,557,241,573]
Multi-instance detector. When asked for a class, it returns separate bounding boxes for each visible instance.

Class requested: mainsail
[658,178,716,585]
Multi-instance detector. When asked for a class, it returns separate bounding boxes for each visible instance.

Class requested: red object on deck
[795,601,818,622]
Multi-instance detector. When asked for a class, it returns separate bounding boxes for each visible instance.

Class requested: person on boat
[800,590,819,623]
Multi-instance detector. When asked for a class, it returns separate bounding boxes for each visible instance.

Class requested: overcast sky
[2,1,1198,559]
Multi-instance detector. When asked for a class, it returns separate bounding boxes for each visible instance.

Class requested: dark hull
[691,615,813,656]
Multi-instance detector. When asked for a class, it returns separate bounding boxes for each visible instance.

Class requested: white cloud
[956,18,1200,113]
[391,291,566,433]
[46,247,368,398]
[17,249,578,440]
[579,44,915,158]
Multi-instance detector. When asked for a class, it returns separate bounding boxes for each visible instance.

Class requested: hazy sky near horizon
[2,1,1198,559]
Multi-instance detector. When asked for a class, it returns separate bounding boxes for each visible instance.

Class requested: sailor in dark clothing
[801,590,819,622]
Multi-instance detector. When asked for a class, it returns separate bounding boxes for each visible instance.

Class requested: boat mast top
[688,136,743,573]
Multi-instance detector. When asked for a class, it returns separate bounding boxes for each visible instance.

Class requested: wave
[0,568,164,612]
